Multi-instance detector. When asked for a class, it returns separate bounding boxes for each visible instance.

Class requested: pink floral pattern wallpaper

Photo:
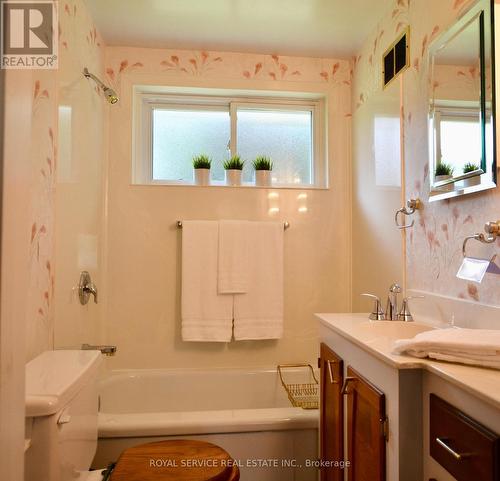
[353,0,500,306]
[105,46,352,97]
[26,0,106,360]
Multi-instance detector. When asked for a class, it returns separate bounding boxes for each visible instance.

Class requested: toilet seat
[109,439,240,481]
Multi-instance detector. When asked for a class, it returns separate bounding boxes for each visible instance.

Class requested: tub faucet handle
[78,271,98,305]
[361,293,386,321]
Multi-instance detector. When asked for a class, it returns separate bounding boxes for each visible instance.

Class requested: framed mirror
[428,0,496,201]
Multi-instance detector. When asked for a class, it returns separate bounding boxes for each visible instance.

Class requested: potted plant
[192,155,212,186]
[435,163,454,191]
[462,162,481,188]
[223,156,245,186]
[253,156,273,187]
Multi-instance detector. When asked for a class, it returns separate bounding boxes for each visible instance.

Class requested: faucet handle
[398,296,424,322]
[361,293,386,321]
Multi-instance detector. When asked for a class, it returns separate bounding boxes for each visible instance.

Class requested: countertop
[316,313,500,410]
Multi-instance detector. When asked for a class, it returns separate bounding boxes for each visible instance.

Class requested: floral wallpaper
[353,0,500,307]
[25,0,105,360]
[105,46,352,101]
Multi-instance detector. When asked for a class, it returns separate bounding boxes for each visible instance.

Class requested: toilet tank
[25,350,102,481]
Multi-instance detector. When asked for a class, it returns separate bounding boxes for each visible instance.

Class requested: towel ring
[462,221,500,257]
[395,198,421,230]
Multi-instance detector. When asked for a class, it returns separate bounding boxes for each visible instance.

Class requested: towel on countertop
[233,221,284,340]
[181,221,233,342]
[218,220,250,294]
[393,327,500,369]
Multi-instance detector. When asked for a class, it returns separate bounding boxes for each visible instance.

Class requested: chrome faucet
[385,283,402,321]
[81,344,117,356]
[361,293,385,320]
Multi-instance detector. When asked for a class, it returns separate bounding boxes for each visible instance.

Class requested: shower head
[83,67,119,104]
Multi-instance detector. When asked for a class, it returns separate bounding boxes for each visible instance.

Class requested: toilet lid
[110,439,239,481]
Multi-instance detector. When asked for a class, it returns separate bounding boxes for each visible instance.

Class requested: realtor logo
[1,1,58,69]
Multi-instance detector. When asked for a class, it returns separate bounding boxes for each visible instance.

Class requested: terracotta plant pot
[194,168,210,186]
[225,169,242,186]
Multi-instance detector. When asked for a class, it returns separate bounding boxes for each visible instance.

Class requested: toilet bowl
[25,351,239,481]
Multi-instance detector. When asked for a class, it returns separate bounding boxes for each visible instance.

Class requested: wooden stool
[110,439,240,481]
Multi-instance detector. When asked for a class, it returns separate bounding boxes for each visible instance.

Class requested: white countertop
[317,313,500,410]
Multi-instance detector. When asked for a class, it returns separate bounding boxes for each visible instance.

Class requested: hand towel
[181,221,233,342]
[218,220,250,294]
[233,221,284,340]
[393,328,500,369]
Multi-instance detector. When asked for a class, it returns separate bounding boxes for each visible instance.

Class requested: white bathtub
[93,366,319,481]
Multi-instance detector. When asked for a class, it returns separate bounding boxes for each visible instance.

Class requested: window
[133,89,325,187]
[434,105,484,173]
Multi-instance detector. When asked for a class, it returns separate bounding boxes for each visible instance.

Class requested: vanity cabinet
[319,344,388,481]
[345,366,387,481]
[319,343,344,481]
[429,394,500,481]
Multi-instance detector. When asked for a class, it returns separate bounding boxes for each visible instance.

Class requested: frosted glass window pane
[152,109,230,181]
[440,118,481,173]
[236,109,313,184]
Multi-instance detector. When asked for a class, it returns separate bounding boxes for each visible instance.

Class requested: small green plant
[435,162,454,176]
[223,155,245,170]
[252,156,273,171]
[463,162,479,174]
[192,154,212,169]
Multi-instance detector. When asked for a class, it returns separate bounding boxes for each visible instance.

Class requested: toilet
[24,351,239,481]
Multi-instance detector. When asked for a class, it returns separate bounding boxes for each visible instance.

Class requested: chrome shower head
[83,67,119,104]
[102,86,119,104]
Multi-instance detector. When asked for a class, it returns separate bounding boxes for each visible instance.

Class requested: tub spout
[82,344,117,356]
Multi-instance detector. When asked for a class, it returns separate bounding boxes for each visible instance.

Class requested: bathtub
[93,366,319,481]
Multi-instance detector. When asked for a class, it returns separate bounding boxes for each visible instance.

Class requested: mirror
[428,0,496,201]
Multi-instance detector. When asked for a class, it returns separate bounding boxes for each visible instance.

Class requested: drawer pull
[327,360,339,384]
[436,437,471,461]
[341,376,357,395]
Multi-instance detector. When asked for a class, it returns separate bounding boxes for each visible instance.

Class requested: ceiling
[85,0,394,58]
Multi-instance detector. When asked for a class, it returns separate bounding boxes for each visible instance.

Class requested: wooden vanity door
[319,343,344,481]
[345,366,387,481]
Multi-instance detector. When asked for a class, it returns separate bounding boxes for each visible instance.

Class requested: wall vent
[383,28,410,87]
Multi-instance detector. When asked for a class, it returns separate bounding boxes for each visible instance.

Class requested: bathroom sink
[356,320,435,340]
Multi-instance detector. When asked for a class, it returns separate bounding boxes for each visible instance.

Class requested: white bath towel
[218,220,249,294]
[393,328,500,369]
[181,221,233,342]
[233,221,284,340]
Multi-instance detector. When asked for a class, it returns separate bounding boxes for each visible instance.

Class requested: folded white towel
[181,221,233,342]
[233,221,284,340]
[393,328,500,369]
[218,220,249,294]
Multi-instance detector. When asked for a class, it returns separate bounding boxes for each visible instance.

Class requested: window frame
[133,90,326,188]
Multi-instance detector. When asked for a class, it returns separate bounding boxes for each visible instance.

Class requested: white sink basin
[356,321,435,340]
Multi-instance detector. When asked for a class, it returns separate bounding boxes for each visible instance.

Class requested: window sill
[132,180,328,190]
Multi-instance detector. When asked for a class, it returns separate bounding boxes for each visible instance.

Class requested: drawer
[430,394,500,481]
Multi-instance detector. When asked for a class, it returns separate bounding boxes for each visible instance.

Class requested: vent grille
[383,28,410,87]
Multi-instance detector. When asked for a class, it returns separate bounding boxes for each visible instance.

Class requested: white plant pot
[225,169,242,186]
[254,170,272,187]
[462,175,481,188]
[435,174,453,191]
[194,168,210,186]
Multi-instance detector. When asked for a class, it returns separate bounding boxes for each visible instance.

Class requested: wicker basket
[277,363,319,410]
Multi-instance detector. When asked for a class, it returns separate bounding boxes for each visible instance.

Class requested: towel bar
[176,220,290,230]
